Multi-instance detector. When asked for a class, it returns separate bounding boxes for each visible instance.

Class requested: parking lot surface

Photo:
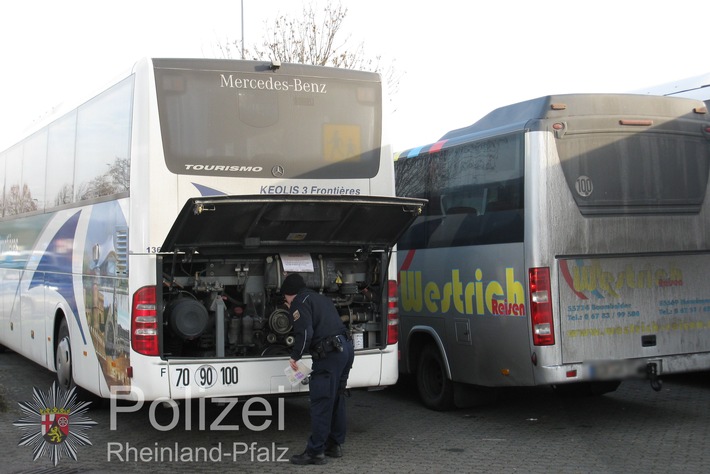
[2,351,710,473]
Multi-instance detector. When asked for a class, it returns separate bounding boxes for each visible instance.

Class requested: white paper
[284,360,313,386]
[280,253,315,272]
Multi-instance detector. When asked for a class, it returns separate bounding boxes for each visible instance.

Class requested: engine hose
[319,254,325,292]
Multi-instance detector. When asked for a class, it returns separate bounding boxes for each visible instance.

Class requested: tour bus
[394,93,710,410]
[0,58,424,401]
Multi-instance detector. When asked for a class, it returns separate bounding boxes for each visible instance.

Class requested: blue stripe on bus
[406,146,425,158]
[192,182,227,196]
[29,211,86,344]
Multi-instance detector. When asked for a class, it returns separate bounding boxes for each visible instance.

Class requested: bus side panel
[1,268,23,353]
[399,244,534,387]
[558,253,710,364]
[0,213,54,360]
[21,269,45,365]
[0,202,131,396]
[77,200,131,395]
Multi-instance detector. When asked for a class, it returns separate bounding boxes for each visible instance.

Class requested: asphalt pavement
[3,349,710,473]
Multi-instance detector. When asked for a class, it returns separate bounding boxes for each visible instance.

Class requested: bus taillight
[387,280,399,345]
[132,286,159,356]
[529,267,555,346]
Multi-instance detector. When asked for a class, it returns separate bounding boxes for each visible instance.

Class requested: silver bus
[394,93,710,410]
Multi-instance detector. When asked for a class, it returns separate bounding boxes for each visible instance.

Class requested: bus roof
[395,93,708,160]
[152,58,381,81]
[633,72,710,100]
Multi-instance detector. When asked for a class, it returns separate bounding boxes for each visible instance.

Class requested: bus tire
[55,319,75,392]
[417,344,455,411]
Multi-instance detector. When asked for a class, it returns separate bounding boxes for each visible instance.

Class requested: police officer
[281,273,355,465]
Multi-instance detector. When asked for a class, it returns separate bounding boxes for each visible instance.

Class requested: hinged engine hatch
[161,194,426,256]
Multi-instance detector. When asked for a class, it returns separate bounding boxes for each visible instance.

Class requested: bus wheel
[417,344,455,410]
[56,319,75,391]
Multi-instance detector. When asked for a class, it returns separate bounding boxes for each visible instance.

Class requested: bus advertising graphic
[13,382,96,466]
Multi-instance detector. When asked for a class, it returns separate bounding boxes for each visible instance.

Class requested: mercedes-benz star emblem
[272,165,285,177]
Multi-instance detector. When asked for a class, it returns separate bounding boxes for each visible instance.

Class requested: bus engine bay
[154,195,425,361]
[158,253,388,359]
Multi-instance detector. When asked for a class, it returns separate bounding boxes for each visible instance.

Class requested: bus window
[557,129,709,215]
[3,145,24,216]
[74,76,133,201]
[154,63,382,179]
[46,111,78,208]
[22,130,48,213]
[396,133,524,249]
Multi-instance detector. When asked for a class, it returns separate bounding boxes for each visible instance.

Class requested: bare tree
[76,157,130,202]
[2,184,37,216]
[218,1,400,103]
[53,184,73,207]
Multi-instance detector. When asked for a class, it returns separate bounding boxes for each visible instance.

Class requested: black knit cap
[281,273,306,295]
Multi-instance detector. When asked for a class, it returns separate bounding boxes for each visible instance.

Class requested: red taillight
[529,267,555,346]
[387,279,399,345]
[132,286,159,356]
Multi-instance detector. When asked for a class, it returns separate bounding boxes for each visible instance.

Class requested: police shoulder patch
[293,310,300,321]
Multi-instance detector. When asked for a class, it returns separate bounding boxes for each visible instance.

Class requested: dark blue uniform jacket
[289,288,346,361]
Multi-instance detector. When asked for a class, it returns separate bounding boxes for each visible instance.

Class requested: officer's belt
[311,334,345,360]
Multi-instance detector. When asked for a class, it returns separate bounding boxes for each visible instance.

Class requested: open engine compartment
[153,194,426,361]
[157,252,388,359]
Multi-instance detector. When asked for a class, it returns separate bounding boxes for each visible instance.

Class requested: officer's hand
[289,358,299,371]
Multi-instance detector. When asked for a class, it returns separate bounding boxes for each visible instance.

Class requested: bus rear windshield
[557,130,710,215]
[154,64,382,179]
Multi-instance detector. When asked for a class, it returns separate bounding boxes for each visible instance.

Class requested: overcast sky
[2,0,709,152]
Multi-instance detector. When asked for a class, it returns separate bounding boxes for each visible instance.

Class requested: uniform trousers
[306,335,355,454]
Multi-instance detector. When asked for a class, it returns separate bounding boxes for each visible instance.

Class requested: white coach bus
[0,58,423,400]
[394,93,710,410]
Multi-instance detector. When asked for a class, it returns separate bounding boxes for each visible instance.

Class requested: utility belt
[311,334,348,360]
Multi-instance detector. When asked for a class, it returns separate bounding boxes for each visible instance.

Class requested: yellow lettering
[670,267,683,281]
[399,267,527,317]
[464,282,476,314]
[475,269,484,315]
[485,281,504,314]
[654,269,668,285]
[400,270,422,312]
[598,269,619,297]
[452,270,464,314]
[424,282,440,313]
[441,282,452,312]
[506,268,525,304]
